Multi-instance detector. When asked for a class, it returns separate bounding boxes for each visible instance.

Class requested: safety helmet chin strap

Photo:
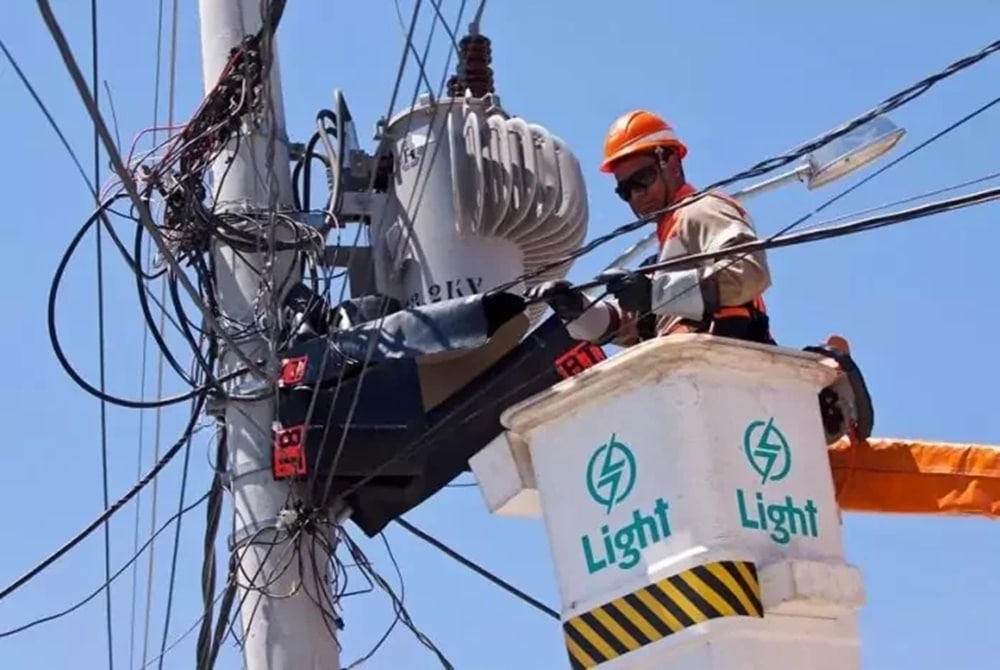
[653,146,676,212]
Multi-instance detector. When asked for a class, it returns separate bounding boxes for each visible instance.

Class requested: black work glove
[526,279,587,322]
[595,267,652,315]
[596,267,656,341]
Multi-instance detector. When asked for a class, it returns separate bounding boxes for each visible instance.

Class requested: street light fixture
[606,115,907,269]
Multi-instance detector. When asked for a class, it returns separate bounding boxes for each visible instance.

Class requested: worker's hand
[596,267,652,314]
[526,279,587,322]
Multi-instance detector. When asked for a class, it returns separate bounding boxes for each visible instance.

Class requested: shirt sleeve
[608,300,641,347]
[674,193,771,306]
[576,296,640,347]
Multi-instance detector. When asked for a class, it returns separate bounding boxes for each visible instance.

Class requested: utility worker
[527,109,875,445]
[528,109,774,347]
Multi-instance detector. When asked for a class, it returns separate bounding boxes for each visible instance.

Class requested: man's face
[611,153,671,218]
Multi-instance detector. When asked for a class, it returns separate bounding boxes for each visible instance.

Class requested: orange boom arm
[830,438,1000,517]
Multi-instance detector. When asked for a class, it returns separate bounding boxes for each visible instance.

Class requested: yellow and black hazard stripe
[563,559,763,669]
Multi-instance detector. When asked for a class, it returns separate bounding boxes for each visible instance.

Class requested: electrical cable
[303,529,345,645]
[796,170,1000,232]
[41,6,992,670]
[428,0,463,55]
[226,528,313,653]
[491,36,1000,292]
[570,184,1000,292]
[305,28,1000,541]
[471,0,487,33]
[103,81,123,155]
[142,586,229,670]
[151,6,192,665]
[394,518,559,619]
[379,185,992,590]
[294,0,435,504]
[342,531,405,668]
[18,1,312,664]
[517,77,1000,360]
[195,430,229,670]
[277,12,480,660]
[0,489,210,639]
[761,91,1000,242]
[88,0,115,665]
[0,38,90,191]
[341,532,454,668]
[276,23,1000,668]
[384,0,425,118]
[204,557,238,670]
[128,2,166,659]
[393,0,435,97]
[25,15,1000,670]
[157,360,207,669]
[0,37,166,296]
[611,92,1000,272]
[47,201,236,409]
[330,179,1000,508]
[312,0,471,512]
[0,392,209,603]
[36,0,268,380]
[565,89,1000,299]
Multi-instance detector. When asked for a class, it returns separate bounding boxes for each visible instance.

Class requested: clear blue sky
[2,1,999,668]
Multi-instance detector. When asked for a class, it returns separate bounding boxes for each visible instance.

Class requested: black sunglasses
[614,163,661,201]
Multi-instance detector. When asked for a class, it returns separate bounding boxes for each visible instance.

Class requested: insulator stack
[448,34,495,98]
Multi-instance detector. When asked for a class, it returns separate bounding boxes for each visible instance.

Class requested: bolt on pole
[197,1,341,668]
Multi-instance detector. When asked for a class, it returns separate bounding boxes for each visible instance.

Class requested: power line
[393,0,434,97]
[394,518,560,620]
[0,39,89,188]
[195,431,229,670]
[311,0,472,512]
[570,184,1000,292]
[0,393,209,603]
[565,90,1000,301]
[332,172,1000,508]
[154,2,186,666]
[775,92,1000,237]
[35,0,267,381]
[796,170,1000,232]
[341,530,454,668]
[385,0,425,117]
[89,0,115,666]
[0,490,210,640]
[494,36,1000,291]
[525,82,1000,357]
[158,369,200,670]
[20,7,998,668]
[46,201,238,409]
[129,0,167,661]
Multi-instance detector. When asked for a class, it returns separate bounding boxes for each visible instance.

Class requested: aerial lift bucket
[470,333,1000,669]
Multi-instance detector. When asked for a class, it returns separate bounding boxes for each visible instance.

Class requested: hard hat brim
[599,138,689,173]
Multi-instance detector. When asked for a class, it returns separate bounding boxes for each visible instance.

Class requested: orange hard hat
[600,110,688,173]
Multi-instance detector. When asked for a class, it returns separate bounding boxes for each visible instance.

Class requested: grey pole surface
[198,2,341,668]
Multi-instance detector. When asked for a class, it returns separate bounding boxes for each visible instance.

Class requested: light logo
[742,417,791,485]
[580,434,672,575]
[585,433,636,514]
[736,417,820,545]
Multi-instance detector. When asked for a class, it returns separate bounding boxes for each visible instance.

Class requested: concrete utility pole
[198,1,341,668]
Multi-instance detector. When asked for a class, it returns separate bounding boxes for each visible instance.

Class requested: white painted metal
[471,335,864,668]
[373,93,588,320]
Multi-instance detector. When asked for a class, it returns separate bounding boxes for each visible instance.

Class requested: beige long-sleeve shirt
[568,190,771,346]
